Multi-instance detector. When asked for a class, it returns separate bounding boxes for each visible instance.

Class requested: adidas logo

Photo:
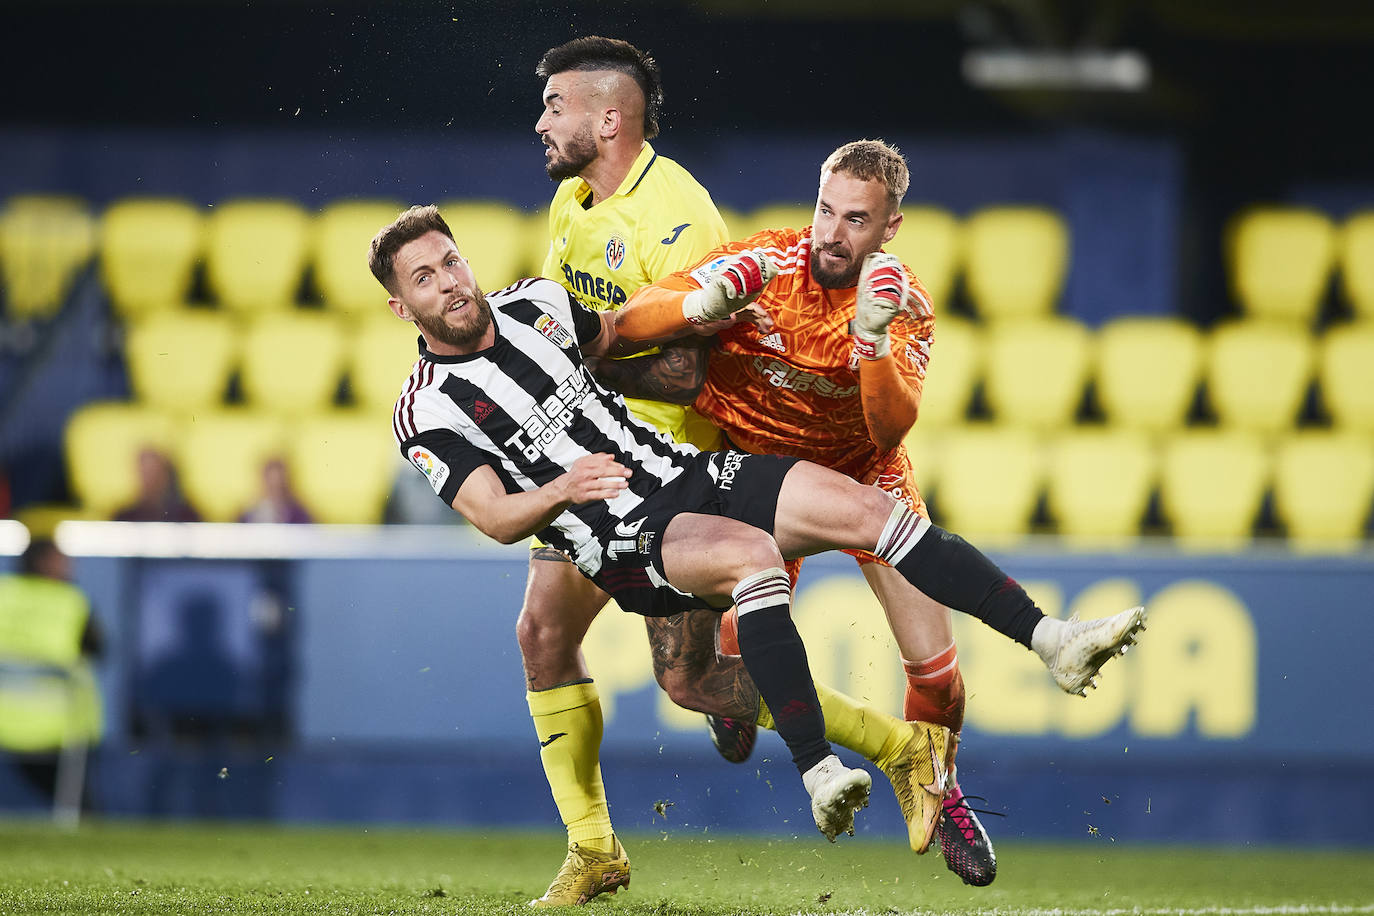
[758,332,786,353]
[473,399,496,423]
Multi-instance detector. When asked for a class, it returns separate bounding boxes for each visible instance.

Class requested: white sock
[1030,616,1067,665]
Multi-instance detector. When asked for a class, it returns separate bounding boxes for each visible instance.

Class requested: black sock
[733,569,831,775]
[874,505,1044,648]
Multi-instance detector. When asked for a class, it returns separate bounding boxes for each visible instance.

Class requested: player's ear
[600,107,621,140]
[881,208,904,246]
[388,296,411,321]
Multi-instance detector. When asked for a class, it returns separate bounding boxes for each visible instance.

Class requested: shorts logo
[615,517,647,537]
[605,236,627,270]
[534,313,575,348]
[715,450,745,491]
[409,446,451,494]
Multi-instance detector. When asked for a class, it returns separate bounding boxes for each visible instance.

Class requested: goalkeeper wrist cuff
[681,288,722,326]
[853,334,890,360]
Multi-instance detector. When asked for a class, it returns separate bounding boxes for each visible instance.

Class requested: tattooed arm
[584,334,711,405]
[644,612,761,720]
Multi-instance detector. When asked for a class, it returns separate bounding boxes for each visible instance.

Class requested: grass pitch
[0,820,1370,916]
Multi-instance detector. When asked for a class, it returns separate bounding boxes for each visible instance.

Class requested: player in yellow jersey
[521,38,974,907]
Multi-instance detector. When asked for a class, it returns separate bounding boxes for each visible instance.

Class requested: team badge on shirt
[605,236,627,270]
[409,446,451,494]
[534,314,575,348]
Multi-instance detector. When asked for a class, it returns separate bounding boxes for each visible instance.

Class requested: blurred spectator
[115,447,200,522]
[238,457,312,524]
[0,537,104,809]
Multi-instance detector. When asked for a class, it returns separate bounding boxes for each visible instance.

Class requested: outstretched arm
[452,454,630,544]
[585,335,711,405]
[616,249,778,342]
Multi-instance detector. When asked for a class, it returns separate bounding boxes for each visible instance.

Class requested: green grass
[0,820,1370,916]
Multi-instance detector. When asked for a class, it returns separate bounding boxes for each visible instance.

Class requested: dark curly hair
[536,36,664,139]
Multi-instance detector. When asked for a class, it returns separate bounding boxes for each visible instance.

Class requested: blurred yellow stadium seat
[715,205,749,241]
[1045,428,1156,546]
[348,314,422,413]
[438,200,530,292]
[1205,319,1315,434]
[176,410,288,522]
[742,202,813,238]
[962,205,1069,321]
[525,206,553,278]
[312,199,405,317]
[12,504,104,540]
[99,197,204,319]
[1338,211,1374,321]
[239,312,347,414]
[63,402,176,519]
[0,195,96,321]
[883,205,961,311]
[1095,316,1204,433]
[1318,321,1374,432]
[204,198,311,314]
[982,316,1091,430]
[902,428,943,502]
[1226,206,1337,324]
[124,310,239,413]
[287,410,397,524]
[1159,429,1270,550]
[931,425,1042,543]
[915,315,981,427]
[1272,431,1374,551]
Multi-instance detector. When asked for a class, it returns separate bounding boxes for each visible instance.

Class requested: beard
[415,287,493,350]
[544,121,598,181]
[809,244,862,289]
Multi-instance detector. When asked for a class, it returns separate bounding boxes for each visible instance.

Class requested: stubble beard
[545,122,598,181]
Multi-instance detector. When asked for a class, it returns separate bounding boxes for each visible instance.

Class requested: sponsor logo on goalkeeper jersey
[752,356,858,399]
[503,369,594,462]
[409,446,451,493]
[605,235,626,270]
[560,261,627,307]
[534,313,574,348]
[758,332,787,353]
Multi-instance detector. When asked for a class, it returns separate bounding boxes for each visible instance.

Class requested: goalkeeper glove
[682,249,778,325]
[853,251,909,360]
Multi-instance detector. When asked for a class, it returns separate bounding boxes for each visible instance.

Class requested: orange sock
[902,642,965,733]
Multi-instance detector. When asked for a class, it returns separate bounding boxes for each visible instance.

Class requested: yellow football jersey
[541,142,728,442]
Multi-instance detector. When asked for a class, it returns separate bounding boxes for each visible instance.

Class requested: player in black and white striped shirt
[369,205,968,871]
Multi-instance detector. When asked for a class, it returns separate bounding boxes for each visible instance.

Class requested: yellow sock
[757,682,908,768]
[527,680,614,849]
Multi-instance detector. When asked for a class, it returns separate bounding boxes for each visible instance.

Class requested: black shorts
[590,449,801,617]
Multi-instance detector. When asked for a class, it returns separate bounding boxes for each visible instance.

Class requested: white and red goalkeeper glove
[853,251,910,360]
[682,249,778,325]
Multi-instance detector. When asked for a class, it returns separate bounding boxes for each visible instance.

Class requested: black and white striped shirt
[393,277,698,575]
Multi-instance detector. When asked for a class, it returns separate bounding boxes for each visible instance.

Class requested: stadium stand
[929,424,1042,542]
[1318,320,1374,432]
[438,200,537,292]
[123,310,239,413]
[1338,211,1374,321]
[1205,319,1316,434]
[961,205,1069,321]
[1094,316,1205,433]
[742,202,814,238]
[1044,427,1157,546]
[914,314,981,427]
[239,312,348,414]
[203,198,311,315]
[347,314,423,413]
[286,410,397,524]
[99,198,204,319]
[715,205,749,240]
[312,199,406,318]
[1158,429,1270,550]
[1226,206,1337,324]
[63,402,176,519]
[1272,430,1374,550]
[175,410,288,523]
[981,315,1092,430]
[524,206,552,278]
[0,195,96,322]
[883,205,961,310]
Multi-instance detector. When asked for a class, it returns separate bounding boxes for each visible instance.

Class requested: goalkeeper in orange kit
[606,139,1150,887]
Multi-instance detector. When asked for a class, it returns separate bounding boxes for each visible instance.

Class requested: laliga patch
[409,446,451,494]
[690,254,732,288]
[534,313,575,348]
[605,235,627,270]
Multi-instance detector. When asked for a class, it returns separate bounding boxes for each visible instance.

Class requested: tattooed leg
[644,611,761,719]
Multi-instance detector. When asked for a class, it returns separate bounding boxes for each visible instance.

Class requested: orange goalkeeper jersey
[684,227,934,479]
